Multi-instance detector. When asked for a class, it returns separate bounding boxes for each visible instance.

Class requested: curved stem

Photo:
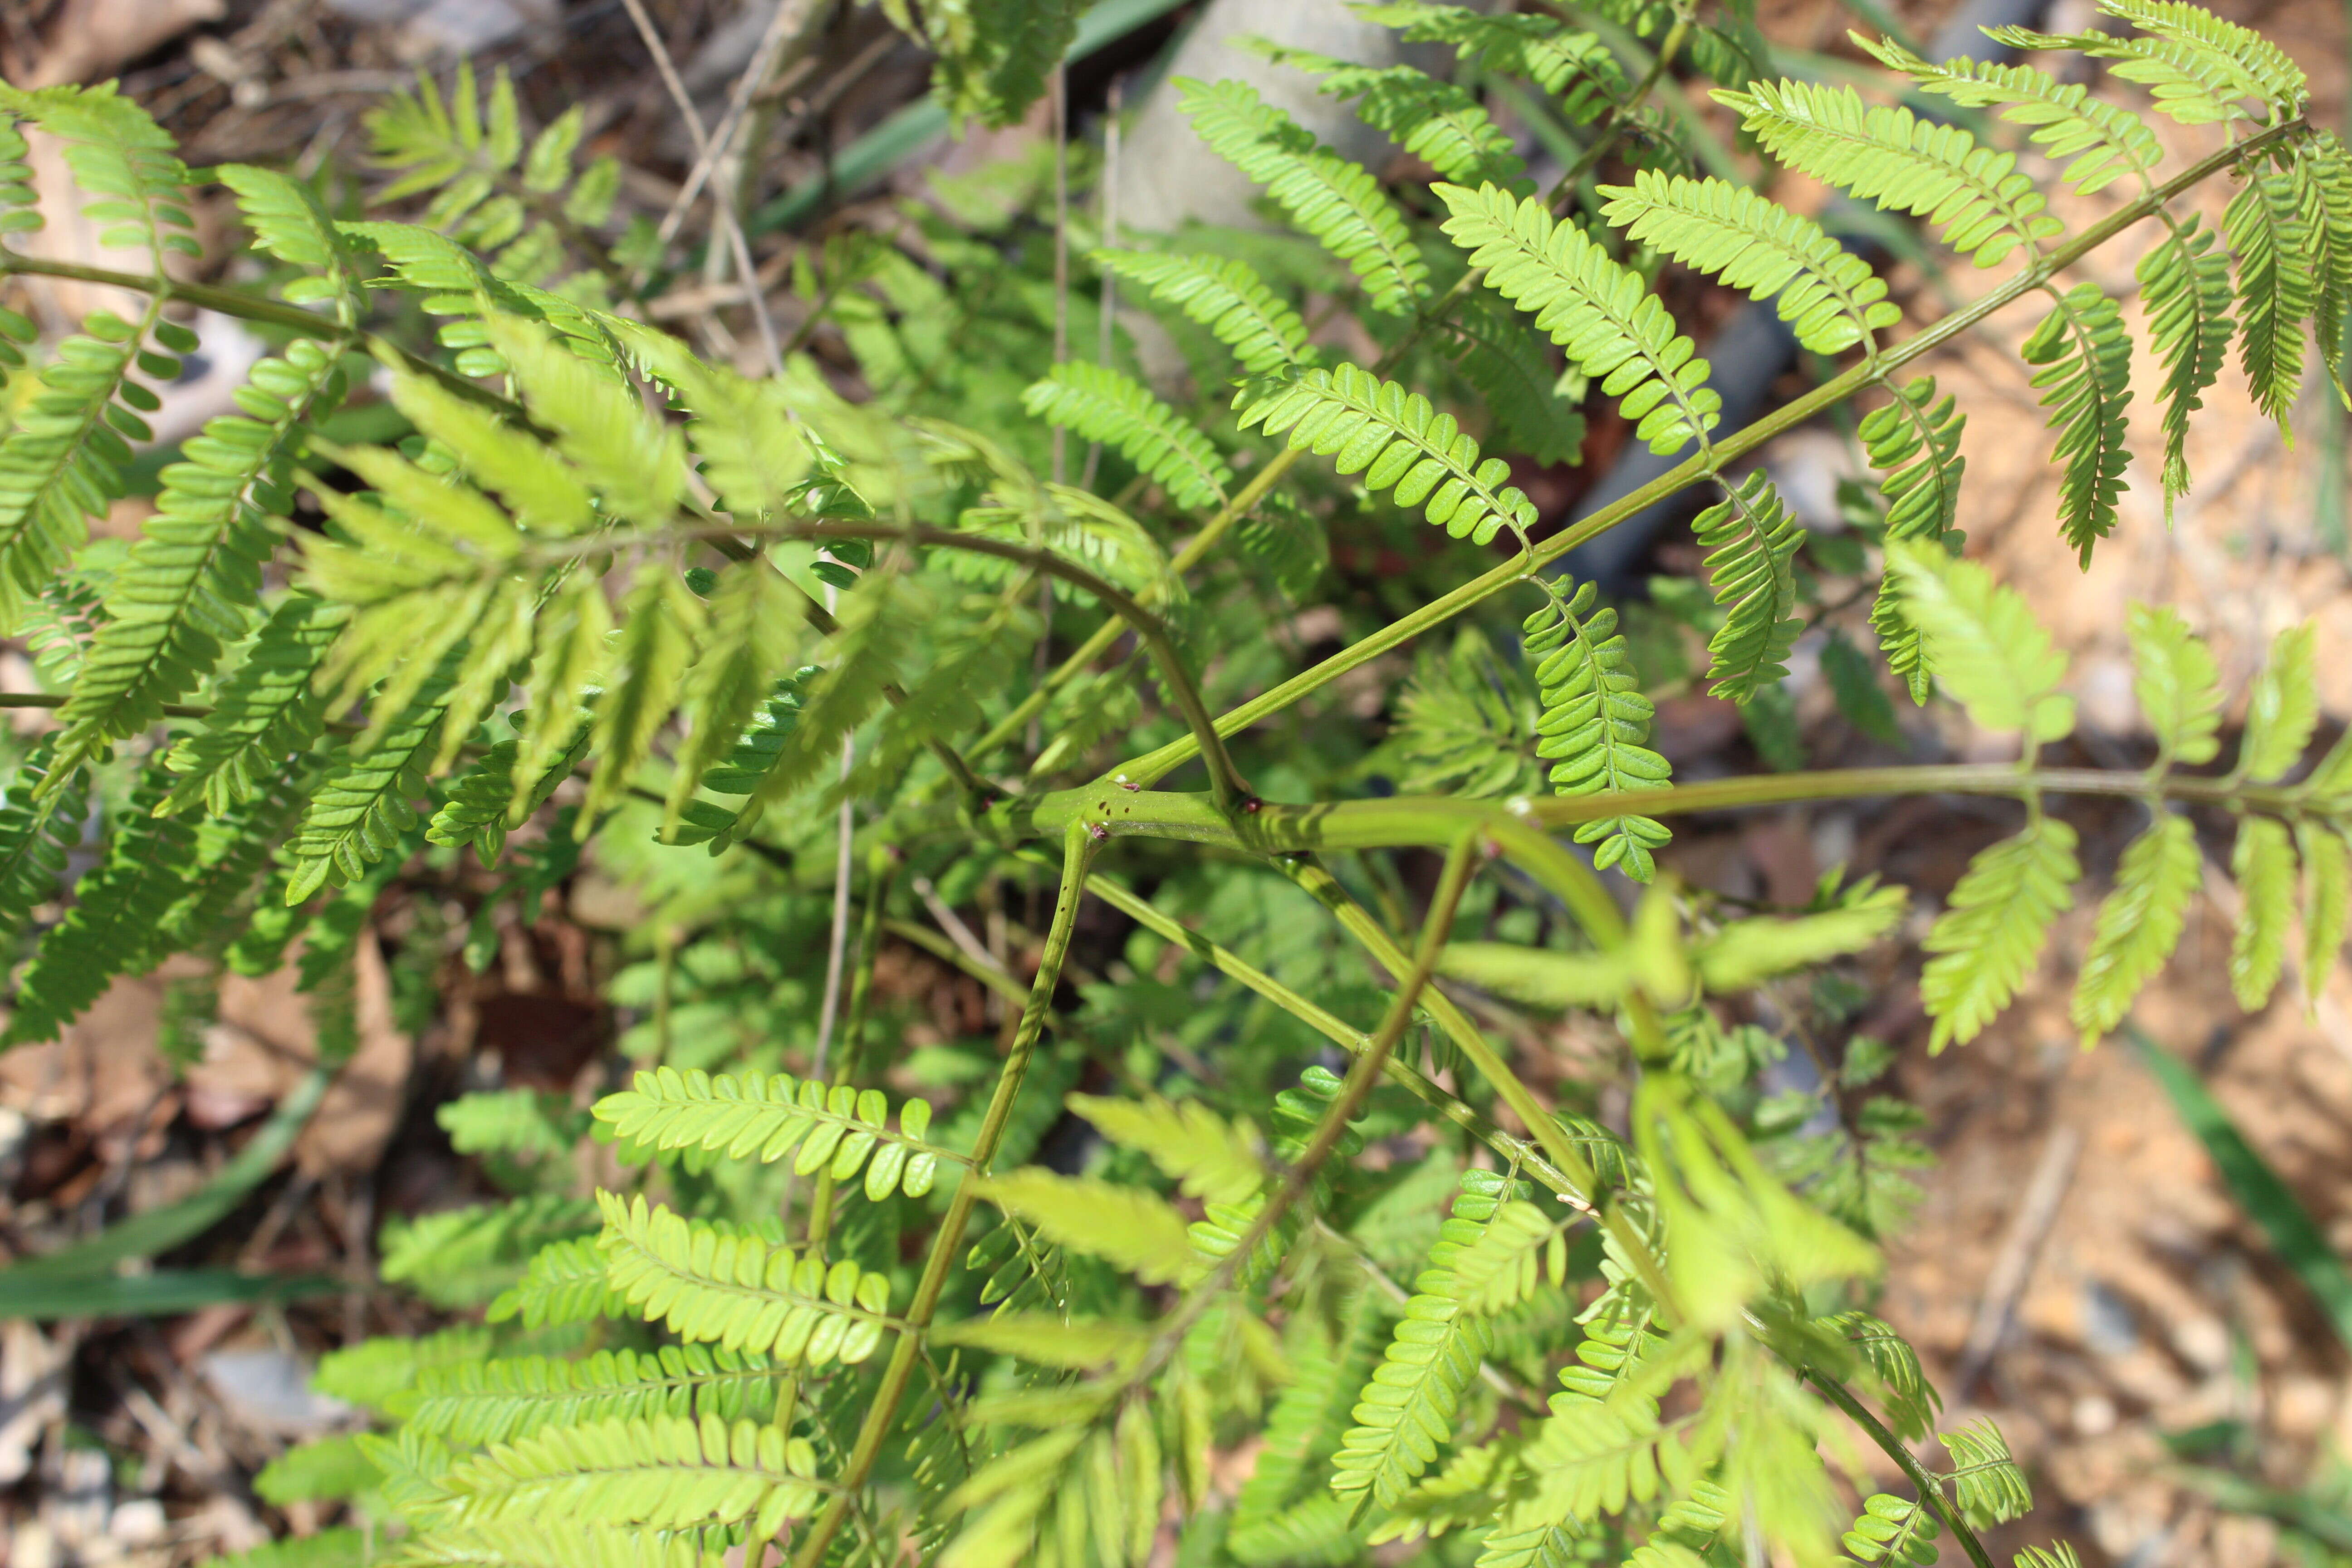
[742,521,1247,813]
[1273,856,1604,1205]
[1069,856,1587,1203]
[995,761,2335,856]
[1805,1370,1999,1568]
[789,823,1099,1568]
[1104,114,2310,790]
[1128,832,1486,1390]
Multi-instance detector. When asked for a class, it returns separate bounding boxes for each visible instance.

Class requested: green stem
[0,251,514,416]
[1128,833,1486,1388]
[1070,857,1586,1203]
[1805,1370,1999,1568]
[1106,115,2310,790]
[1548,14,1692,211]
[789,823,1099,1568]
[1274,857,1603,1205]
[707,521,1246,812]
[994,761,2339,856]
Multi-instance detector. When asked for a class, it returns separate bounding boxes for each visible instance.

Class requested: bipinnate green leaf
[1177,78,1428,315]
[595,1192,894,1367]
[1939,1418,2031,1525]
[593,1066,944,1200]
[1329,1171,1519,1509]
[430,1412,824,1542]
[2301,824,2349,1006]
[582,571,701,827]
[1021,364,1232,510]
[664,563,802,832]
[2070,812,2199,1045]
[1447,1200,1567,1314]
[2126,603,2223,766]
[1885,540,2074,743]
[975,1171,1198,1287]
[1065,1093,1264,1207]
[1436,181,1722,456]
[2228,814,2295,1011]
[2236,621,2318,782]
[1692,883,1906,991]
[933,1313,1152,1372]
[1920,817,2079,1051]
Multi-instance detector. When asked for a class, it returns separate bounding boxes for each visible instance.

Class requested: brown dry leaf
[294,930,413,1179]
[0,975,173,1130]
[24,0,226,88]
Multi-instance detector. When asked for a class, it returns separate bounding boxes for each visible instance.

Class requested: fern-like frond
[2126,603,2224,766]
[1021,364,1232,509]
[5,768,196,1046]
[2300,822,2349,1006]
[1940,1417,2032,1525]
[2136,216,2234,514]
[381,1195,600,1310]
[1919,817,2080,1051]
[1370,626,1544,799]
[1841,1493,1940,1564]
[1092,249,1309,376]
[1714,79,2064,265]
[1067,1092,1264,1206]
[2301,134,2352,400]
[1256,46,1528,190]
[2019,282,2132,566]
[2238,621,2319,782]
[1858,39,2163,196]
[1993,0,2306,125]
[216,164,366,320]
[925,0,1083,132]
[284,655,456,903]
[1178,78,1429,314]
[596,1066,948,1200]
[0,739,84,954]
[1239,363,1539,545]
[0,321,168,621]
[1232,1314,1374,1548]
[390,1522,724,1568]
[1818,1310,1941,1440]
[429,722,589,865]
[978,1170,1198,1286]
[54,341,348,776]
[1357,4,1627,122]
[1440,295,1588,468]
[1693,473,1803,702]
[1328,1171,1519,1509]
[596,1192,895,1366]
[488,1236,627,1329]
[1860,376,1966,546]
[365,62,617,285]
[2229,814,2295,1011]
[1601,171,1900,355]
[1447,1200,1569,1315]
[2,83,200,270]
[160,594,344,817]
[1523,581,1673,881]
[2071,811,2199,1044]
[427,1413,824,1541]
[1886,541,2075,742]
[2223,168,2313,426]
[1438,182,1721,456]
[407,1344,782,1446]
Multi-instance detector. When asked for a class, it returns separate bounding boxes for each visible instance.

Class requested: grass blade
[2132,1027,2352,1351]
